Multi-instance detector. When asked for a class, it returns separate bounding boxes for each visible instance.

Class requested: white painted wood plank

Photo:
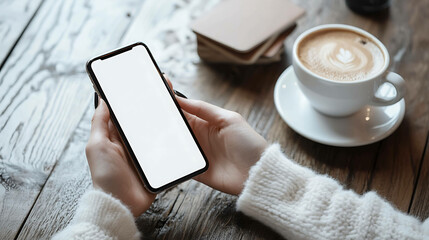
[0,0,143,238]
[0,0,43,65]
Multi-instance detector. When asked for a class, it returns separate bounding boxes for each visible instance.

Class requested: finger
[163,73,173,90]
[174,90,187,99]
[182,109,206,132]
[163,74,188,99]
[177,97,231,123]
[94,92,99,109]
[90,99,110,142]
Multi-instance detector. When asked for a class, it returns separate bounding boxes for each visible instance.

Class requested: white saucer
[273,66,406,147]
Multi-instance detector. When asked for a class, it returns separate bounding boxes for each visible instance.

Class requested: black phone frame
[86,42,209,193]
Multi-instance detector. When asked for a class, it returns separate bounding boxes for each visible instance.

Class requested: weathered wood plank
[409,133,429,220]
[137,181,283,240]
[406,2,429,212]
[0,0,143,238]
[0,0,43,66]
[361,0,429,213]
[122,0,221,86]
[16,106,93,239]
[0,77,90,239]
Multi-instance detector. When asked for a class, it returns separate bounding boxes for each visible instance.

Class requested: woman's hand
[85,98,155,217]
[177,97,268,196]
[162,75,268,196]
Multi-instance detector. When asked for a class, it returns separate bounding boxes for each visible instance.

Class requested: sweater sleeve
[52,189,140,240]
[237,144,429,240]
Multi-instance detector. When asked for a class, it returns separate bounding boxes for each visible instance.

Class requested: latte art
[336,48,353,64]
[323,44,371,72]
[298,29,385,82]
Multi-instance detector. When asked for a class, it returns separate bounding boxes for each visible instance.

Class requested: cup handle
[370,72,406,106]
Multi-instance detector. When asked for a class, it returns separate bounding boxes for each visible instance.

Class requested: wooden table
[1,0,428,239]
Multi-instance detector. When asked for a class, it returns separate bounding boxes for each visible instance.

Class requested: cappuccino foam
[298,29,385,82]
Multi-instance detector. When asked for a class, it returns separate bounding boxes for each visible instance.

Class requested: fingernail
[94,92,99,108]
[174,90,187,99]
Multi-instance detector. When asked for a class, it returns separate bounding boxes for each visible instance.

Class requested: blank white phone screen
[91,45,206,189]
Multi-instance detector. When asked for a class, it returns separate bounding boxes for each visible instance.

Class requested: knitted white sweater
[53,144,429,239]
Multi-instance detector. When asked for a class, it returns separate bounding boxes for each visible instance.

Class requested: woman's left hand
[85,98,156,217]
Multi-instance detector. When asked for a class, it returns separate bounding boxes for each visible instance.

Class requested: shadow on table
[199,55,289,93]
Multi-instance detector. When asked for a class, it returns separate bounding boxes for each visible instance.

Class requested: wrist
[235,141,269,195]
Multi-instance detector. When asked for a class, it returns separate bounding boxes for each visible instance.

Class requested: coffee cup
[292,24,405,117]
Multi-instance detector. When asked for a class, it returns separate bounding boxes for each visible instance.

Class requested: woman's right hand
[177,97,268,196]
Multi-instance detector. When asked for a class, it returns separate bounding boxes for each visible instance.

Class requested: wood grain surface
[16,106,93,240]
[0,0,43,66]
[0,0,143,238]
[0,0,428,239]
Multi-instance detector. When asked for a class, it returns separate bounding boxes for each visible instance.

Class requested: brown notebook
[191,0,304,53]
[196,24,296,64]
[197,40,284,64]
[197,25,296,64]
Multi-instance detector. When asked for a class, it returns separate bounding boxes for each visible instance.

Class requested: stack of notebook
[191,0,305,65]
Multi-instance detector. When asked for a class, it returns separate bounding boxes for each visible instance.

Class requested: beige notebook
[191,0,304,53]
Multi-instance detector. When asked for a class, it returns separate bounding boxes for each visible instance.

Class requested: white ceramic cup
[292,24,405,117]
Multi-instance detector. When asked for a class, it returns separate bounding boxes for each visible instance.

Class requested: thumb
[163,74,173,90]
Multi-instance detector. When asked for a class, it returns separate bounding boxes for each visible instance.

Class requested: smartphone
[86,42,208,192]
